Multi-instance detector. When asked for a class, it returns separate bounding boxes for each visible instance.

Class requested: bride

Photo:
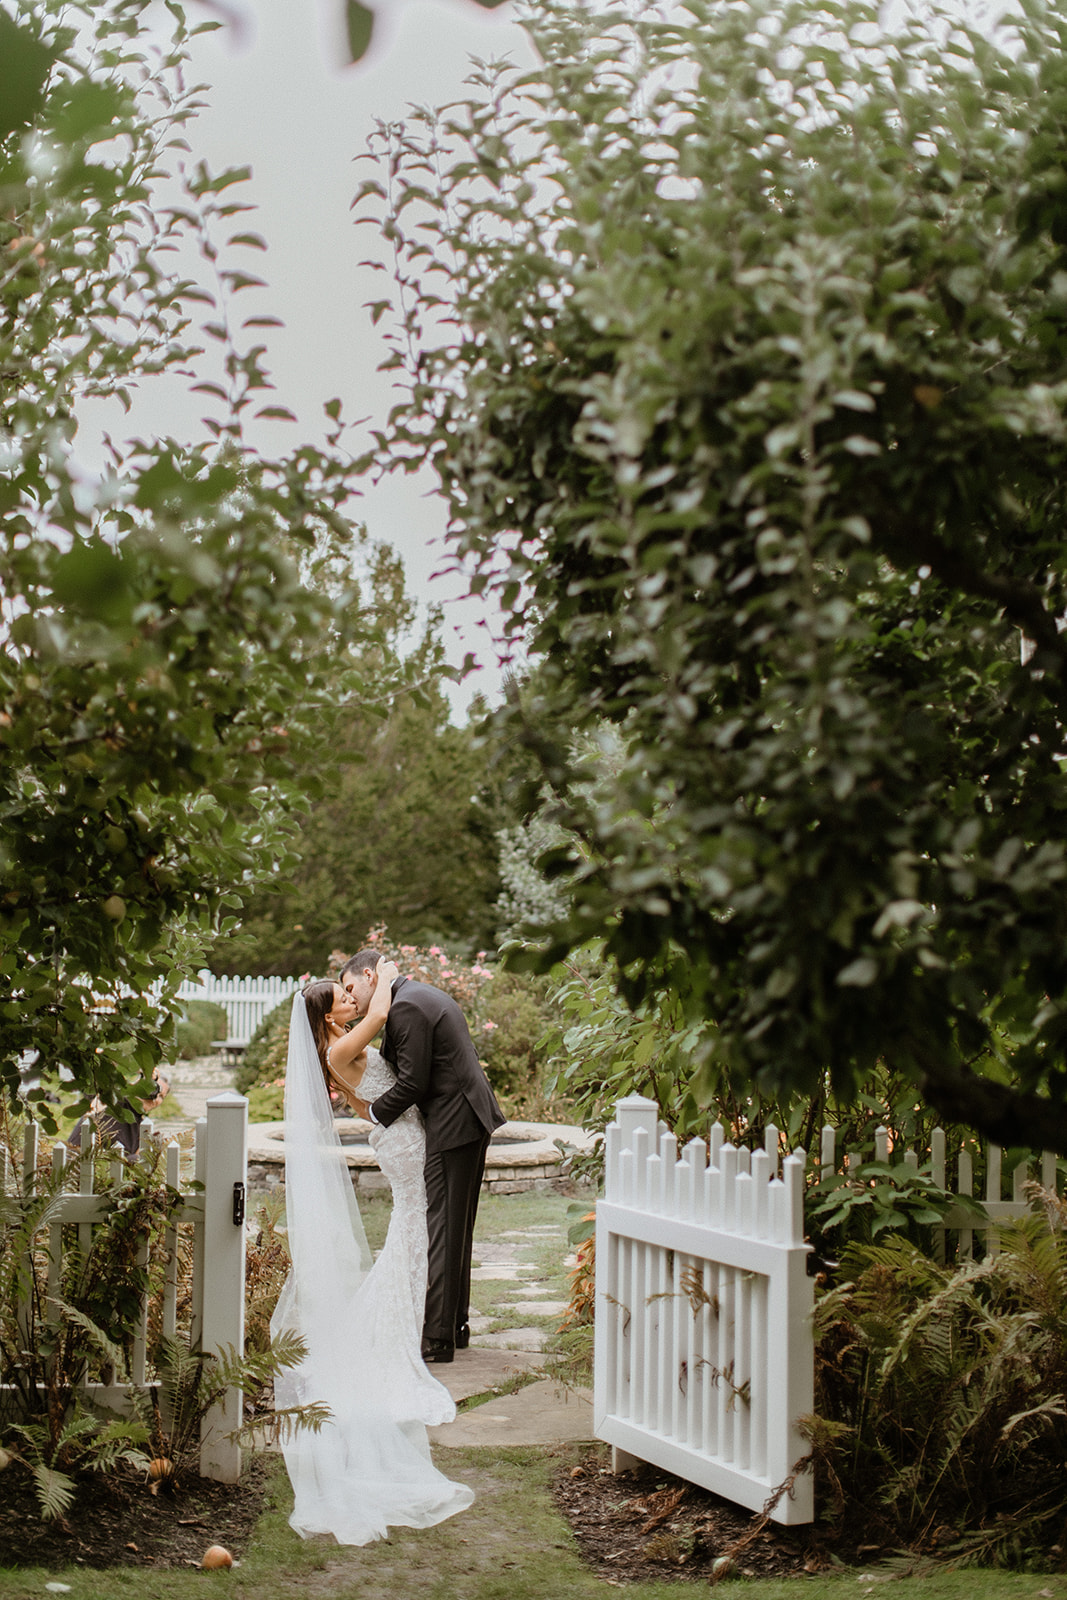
[270,961,474,1545]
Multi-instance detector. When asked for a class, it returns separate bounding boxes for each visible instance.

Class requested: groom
[341,949,505,1363]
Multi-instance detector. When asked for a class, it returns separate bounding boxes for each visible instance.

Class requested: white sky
[80,0,536,718]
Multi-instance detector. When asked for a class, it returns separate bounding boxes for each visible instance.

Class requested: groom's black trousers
[423,1133,490,1344]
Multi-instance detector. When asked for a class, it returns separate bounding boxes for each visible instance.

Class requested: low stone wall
[246,1118,597,1197]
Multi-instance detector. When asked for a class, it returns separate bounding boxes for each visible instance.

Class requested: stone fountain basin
[245,1118,596,1196]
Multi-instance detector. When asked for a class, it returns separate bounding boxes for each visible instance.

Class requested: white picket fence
[175,972,300,1047]
[595,1096,814,1525]
[819,1123,1061,1261]
[2,1093,249,1481]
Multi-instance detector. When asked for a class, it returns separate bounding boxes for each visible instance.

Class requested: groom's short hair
[341,949,381,978]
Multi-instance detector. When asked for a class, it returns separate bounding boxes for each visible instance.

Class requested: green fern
[812,1219,1067,1561]
[29,1462,75,1522]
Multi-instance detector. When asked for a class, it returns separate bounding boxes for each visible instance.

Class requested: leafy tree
[0,0,426,1127]
[211,547,502,974]
[360,0,1067,1153]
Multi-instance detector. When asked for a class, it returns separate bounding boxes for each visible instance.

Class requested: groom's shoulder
[393,979,461,1019]
[394,978,448,1008]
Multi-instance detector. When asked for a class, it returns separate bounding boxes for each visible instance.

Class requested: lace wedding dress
[270,998,473,1545]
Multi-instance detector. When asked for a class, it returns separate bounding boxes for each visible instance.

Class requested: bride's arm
[326,959,399,1073]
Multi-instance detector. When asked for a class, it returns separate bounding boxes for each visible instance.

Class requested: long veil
[270,995,473,1545]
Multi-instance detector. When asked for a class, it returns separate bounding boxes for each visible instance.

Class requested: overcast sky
[83,0,536,718]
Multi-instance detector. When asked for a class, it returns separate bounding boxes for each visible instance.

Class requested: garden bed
[0,1454,272,1571]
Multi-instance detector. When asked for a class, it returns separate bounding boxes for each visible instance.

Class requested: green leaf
[0,12,57,140]
[344,1,374,63]
[51,79,128,145]
[50,539,130,624]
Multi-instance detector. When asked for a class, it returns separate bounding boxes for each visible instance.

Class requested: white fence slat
[987,1145,1003,1258]
[22,1120,38,1195]
[198,1091,248,1483]
[1042,1150,1057,1193]
[46,1143,66,1322]
[736,1265,752,1472]
[931,1126,946,1188]
[659,1131,678,1214]
[163,1141,181,1342]
[720,1144,737,1231]
[190,1118,207,1353]
[987,1143,1002,1201]
[751,1148,770,1240]
[957,1147,974,1260]
[78,1124,95,1260]
[131,1230,149,1387]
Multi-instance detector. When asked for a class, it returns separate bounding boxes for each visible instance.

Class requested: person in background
[67,1068,170,1157]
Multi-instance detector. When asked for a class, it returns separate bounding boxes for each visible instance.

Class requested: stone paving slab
[499,1300,568,1318]
[433,1347,545,1404]
[430,1379,594,1448]
[472,1328,550,1352]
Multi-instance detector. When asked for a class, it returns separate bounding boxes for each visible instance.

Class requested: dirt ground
[0,1454,272,1571]
[551,1444,857,1583]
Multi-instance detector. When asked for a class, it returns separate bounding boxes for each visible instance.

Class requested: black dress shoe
[421,1338,455,1364]
[454,1323,470,1350]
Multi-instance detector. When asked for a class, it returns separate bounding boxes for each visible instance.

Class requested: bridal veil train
[270,994,474,1545]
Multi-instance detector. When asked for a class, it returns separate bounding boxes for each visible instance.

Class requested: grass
[0,1449,1059,1599]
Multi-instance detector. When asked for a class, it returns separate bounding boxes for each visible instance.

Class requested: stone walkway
[164,1053,594,1447]
[430,1219,592,1447]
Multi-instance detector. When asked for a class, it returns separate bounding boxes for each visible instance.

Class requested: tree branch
[873,513,1067,679]
[915,1053,1067,1157]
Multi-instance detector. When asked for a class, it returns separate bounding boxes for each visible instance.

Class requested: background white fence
[175,972,299,1047]
[2,1093,248,1482]
[595,1096,814,1526]
[819,1123,1062,1261]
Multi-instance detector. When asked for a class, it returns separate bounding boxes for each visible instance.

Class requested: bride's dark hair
[301,980,336,1091]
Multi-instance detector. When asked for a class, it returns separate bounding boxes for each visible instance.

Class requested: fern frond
[31,1462,75,1521]
[235,1401,333,1446]
[50,1300,130,1381]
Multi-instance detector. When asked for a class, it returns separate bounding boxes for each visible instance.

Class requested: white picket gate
[2,1092,248,1482]
[175,972,300,1046]
[595,1095,814,1525]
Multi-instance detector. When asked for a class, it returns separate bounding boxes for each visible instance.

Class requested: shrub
[234,999,292,1095]
[172,1001,228,1062]
[472,967,554,1108]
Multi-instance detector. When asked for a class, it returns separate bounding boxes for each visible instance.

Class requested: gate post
[199,1090,248,1482]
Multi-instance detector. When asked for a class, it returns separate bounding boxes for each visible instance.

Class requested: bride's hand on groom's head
[377,959,400,987]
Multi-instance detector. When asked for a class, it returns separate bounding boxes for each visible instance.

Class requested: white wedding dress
[270,998,473,1545]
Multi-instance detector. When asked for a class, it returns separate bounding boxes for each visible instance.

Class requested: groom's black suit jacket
[371,977,504,1155]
